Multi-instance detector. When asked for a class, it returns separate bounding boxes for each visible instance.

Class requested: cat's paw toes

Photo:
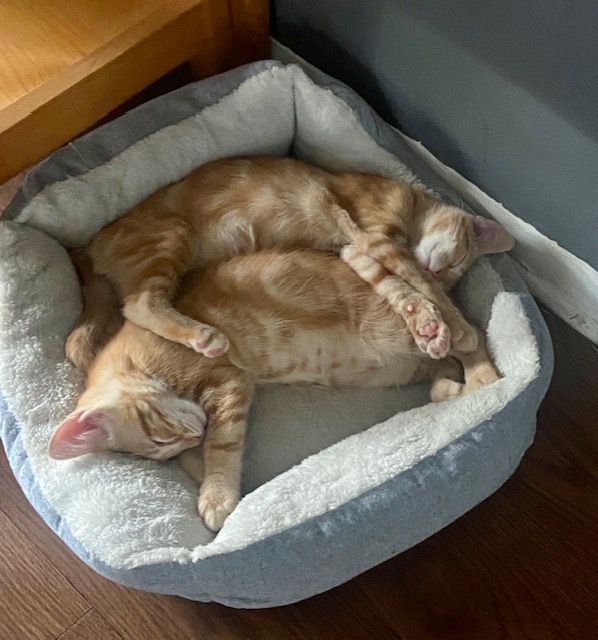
[187,327,229,358]
[404,299,451,359]
[417,320,439,338]
[430,378,464,402]
[465,363,500,392]
[198,487,238,532]
[425,322,452,359]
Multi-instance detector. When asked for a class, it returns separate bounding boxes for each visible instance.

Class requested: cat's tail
[65,248,123,372]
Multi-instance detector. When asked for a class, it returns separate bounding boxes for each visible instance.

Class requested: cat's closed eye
[150,436,179,445]
[449,253,467,269]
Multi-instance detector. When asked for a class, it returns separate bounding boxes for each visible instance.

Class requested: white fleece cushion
[0,65,540,570]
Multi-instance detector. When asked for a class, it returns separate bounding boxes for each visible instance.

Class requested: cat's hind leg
[89,217,229,358]
[430,329,500,401]
[429,357,465,402]
[456,328,500,392]
[66,249,123,371]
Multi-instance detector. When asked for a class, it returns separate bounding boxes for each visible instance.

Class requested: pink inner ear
[48,410,111,460]
[473,216,515,254]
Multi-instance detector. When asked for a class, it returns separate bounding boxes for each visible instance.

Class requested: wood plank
[58,610,123,640]
[0,509,91,640]
[0,0,186,110]
[0,1,203,129]
[0,449,275,639]
[0,0,270,182]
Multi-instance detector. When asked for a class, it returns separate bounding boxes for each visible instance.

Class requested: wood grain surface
[0,0,269,182]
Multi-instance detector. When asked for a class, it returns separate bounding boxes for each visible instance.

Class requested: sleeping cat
[68,156,513,370]
[52,249,499,532]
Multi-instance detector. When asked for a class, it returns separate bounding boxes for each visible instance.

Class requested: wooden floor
[1,307,597,639]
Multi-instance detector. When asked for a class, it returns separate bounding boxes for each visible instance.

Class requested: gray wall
[273,0,598,269]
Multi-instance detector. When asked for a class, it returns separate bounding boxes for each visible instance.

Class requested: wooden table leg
[188,0,270,79]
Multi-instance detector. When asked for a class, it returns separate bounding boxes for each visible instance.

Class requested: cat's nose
[424,266,440,277]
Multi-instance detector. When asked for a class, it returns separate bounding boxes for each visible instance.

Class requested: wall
[273,0,598,269]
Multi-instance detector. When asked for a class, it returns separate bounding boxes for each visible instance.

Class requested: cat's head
[48,382,206,461]
[413,205,515,287]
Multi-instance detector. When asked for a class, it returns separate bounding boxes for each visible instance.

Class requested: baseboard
[271,39,598,344]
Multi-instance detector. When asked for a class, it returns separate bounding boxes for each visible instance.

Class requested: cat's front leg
[341,246,452,358]
[197,377,253,531]
[329,201,475,353]
[454,328,499,392]
[353,237,478,353]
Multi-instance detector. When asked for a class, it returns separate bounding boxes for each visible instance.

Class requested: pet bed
[0,60,552,607]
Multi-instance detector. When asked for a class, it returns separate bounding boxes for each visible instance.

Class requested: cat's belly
[245,332,425,388]
[192,210,342,266]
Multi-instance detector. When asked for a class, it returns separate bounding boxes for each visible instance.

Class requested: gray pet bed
[0,61,552,607]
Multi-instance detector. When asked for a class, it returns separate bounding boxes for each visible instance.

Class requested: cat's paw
[430,378,464,402]
[198,483,239,532]
[403,299,451,359]
[340,245,388,282]
[65,324,97,371]
[186,325,230,358]
[465,362,500,392]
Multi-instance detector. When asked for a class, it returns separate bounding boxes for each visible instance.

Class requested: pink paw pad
[204,345,227,359]
[418,321,438,338]
[188,331,229,357]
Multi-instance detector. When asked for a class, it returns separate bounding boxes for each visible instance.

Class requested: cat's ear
[48,410,112,459]
[473,216,515,254]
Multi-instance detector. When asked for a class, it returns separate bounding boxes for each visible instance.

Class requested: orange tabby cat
[70,157,513,368]
[53,249,499,532]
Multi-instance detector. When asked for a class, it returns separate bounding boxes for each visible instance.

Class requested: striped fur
[53,250,499,531]
[71,156,513,365]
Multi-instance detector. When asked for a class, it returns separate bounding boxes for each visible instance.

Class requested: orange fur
[54,250,499,531]
[71,157,513,363]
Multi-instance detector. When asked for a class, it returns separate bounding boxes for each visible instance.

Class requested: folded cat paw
[430,377,464,402]
[198,483,239,531]
[402,298,452,359]
[65,324,98,371]
[423,321,452,359]
[465,362,500,392]
[186,325,230,358]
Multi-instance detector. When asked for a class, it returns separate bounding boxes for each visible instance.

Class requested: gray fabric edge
[3,60,285,220]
